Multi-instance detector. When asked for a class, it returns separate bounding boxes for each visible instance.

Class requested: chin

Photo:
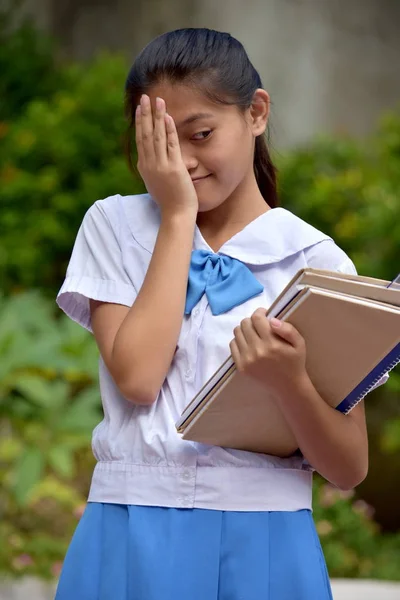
[197,195,228,213]
[197,203,216,213]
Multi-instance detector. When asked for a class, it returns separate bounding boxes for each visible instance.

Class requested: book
[175,269,400,458]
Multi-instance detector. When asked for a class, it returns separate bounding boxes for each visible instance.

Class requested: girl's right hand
[135,94,199,218]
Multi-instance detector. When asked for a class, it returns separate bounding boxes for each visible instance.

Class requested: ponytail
[254,135,278,208]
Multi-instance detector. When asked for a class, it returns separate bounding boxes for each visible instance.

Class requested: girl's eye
[191,130,212,141]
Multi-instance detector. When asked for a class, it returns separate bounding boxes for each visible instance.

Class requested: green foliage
[0,1,64,121]
[0,292,99,578]
[0,51,144,295]
[381,416,400,453]
[278,113,400,281]
[314,477,400,580]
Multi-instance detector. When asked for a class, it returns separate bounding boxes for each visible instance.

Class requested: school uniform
[54,193,386,599]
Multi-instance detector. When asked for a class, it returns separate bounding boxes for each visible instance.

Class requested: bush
[0,292,99,579]
[278,112,400,281]
[313,477,400,580]
[0,51,144,296]
[0,2,64,121]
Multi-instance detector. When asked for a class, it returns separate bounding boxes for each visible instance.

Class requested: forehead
[147,81,235,124]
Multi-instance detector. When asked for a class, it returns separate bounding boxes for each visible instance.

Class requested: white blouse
[57,193,384,512]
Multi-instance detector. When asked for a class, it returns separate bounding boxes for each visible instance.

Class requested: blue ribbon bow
[185,249,264,316]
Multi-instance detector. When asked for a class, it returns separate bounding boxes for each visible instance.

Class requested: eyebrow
[175,112,215,129]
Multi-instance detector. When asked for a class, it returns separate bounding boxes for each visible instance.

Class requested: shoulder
[256,207,331,261]
[82,193,161,249]
[303,239,357,275]
[88,192,158,225]
[274,208,357,274]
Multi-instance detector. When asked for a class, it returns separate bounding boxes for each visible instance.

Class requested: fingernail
[270,318,282,328]
[156,97,163,110]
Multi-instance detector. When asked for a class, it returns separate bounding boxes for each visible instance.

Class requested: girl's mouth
[192,175,212,184]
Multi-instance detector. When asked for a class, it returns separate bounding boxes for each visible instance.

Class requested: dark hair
[124,28,278,207]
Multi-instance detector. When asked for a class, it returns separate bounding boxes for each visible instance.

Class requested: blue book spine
[336,342,400,414]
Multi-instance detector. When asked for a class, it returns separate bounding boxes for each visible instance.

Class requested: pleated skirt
[55,503,333,600]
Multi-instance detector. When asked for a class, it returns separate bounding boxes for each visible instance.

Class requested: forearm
[277,375,368,490]
[112,210,197,402]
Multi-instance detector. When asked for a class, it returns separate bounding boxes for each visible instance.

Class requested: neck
[196,173,271,251]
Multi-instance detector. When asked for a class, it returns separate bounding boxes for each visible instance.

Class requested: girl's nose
[181,150,199,172]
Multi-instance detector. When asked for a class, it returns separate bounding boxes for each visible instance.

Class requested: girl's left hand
[229,308,308,399]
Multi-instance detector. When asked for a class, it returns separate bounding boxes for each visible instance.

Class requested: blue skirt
[55,503,333,600]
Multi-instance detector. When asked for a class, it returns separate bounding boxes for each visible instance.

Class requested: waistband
[88,461,313,512]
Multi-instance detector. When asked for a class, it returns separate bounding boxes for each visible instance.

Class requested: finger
[135,104,143,164]
[153,97,168,164]
[229,338,243,371]
[233,324,248,353]
[140,94,155,161]
[251,307,272,339]
[165,113,182,163]
[240,317,261,345]
[270,318,304,348]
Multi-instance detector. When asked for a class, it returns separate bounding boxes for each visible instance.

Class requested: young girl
[55,28,383,600]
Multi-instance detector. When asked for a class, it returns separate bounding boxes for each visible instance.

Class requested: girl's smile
[192,174,212,184]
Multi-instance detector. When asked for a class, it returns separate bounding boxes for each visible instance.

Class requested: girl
[55,28,382,600]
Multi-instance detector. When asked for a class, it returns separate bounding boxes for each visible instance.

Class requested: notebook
[175,269,400,457]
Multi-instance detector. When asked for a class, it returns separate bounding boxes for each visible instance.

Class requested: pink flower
[336,488,355,500]
[73,503,86,519]
[12,554,33,570]
[353,499,375,519]
[51,561,63,578]
[8,535,23,548]
[319,485,337,507]
[319,484,355,507]
[316,520,333,536]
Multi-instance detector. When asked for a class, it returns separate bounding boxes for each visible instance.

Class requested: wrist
[161,206,198,224]
[275,370,313,403]
[159,209,197,248]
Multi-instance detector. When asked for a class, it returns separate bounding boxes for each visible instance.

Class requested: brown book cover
[178,286,400,457]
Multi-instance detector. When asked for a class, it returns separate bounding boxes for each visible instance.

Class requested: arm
[90,94,199,405]
[275,374,368,490]
[90,212,196,405]
[230,310,369,490]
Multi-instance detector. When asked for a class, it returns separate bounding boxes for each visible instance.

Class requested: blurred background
[0,0,399,589]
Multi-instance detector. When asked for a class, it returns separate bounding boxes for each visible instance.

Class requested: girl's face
[146,82,268,213]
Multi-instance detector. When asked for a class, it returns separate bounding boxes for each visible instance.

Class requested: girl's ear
[249,89,270,136]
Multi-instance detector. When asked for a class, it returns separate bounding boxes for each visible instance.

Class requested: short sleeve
[56,200,137,332]
[304,239,389,391]
[303,238,358,276]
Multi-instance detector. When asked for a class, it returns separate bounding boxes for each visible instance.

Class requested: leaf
[13,446,45,505]
[28,474,83,507]
[0,436,23,461]
[73,386,101,409]
[56,401,99,432]
[12,374,68,409]
[381,418,400,453]
[48,445,75,478]
[54,387,100,433]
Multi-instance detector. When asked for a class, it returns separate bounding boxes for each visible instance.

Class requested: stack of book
[176,269,400,457]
